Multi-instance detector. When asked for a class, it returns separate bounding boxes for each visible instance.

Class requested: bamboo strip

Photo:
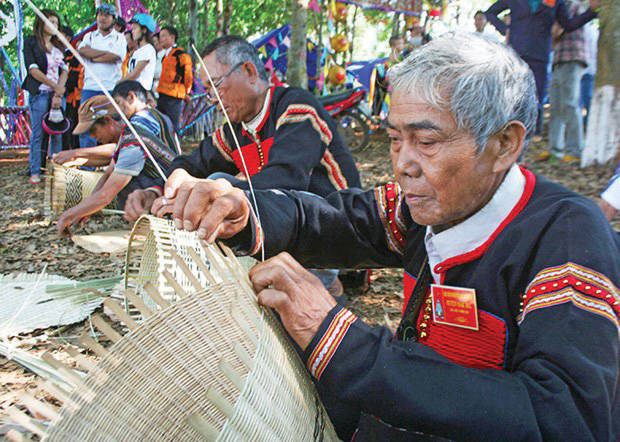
[124,289,154,318]
[185,413,218,441]
[91,314,123,344]
[103,299,139,331]
[39,352,83,387]
[63,346,96,371]
[169,250,203,292]
[200,243,229,282]
[142,282,171,309]
[231,309,258,348]
[205,386,234,419]
[233,342,255,371]
[162,270,188,298]
[5,407,46,438]
[16,392,60,421]
[37,379,71,404]
[77,332,109,359]
[187,246,217,286]
[4,428,33,442]
[218,357,244,392]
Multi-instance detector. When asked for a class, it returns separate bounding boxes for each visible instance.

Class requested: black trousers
[157,93,184,134]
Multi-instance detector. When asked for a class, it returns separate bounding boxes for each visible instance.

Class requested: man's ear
[243,61,260,84]
[490,120,525,173]
[127,91,136,104]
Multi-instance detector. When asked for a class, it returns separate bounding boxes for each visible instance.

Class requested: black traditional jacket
[228,167,620,441]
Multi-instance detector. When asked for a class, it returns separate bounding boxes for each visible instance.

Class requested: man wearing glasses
[124,36,361,222]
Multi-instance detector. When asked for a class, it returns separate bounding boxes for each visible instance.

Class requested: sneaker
[29,174,41,184]
[533,150,553,162]
[562,155,580,163]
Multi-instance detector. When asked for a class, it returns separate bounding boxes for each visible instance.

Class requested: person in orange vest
[156,25,193,133]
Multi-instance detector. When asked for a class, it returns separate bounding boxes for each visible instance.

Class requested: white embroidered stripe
[309,309,356,379]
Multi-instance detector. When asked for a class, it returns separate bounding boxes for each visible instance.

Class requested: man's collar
[242,87,272,134]
[424,164,527,281]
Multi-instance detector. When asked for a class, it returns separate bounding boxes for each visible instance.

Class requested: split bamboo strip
[103,298,140,331]
[4,407,46,438]
[63,346,96,372]
[90,314,123,344]
[16,392,61,421]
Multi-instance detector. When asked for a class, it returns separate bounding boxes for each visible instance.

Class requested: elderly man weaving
[154,33,620,440]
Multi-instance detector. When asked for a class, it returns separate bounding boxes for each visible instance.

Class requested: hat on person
[42,107,71,135]
[96,4,118,18]
[72,95,119,135]
[129,14,157,33]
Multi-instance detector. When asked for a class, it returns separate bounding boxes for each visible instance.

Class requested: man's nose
[395,143,422,178]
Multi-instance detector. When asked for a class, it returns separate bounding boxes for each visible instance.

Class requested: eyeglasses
[205,62,244,102]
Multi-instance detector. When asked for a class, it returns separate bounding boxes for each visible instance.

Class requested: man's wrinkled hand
[152,175,251,243]
[250,252,337,350]
[123,189,159,221]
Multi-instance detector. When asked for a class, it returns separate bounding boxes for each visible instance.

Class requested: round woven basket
[125,215,256,309]
[44,163,115,219]
[44,243,339,441]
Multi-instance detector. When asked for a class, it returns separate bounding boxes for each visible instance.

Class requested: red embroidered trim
[286,107,332,143]
[433,167,536,274]
[321,150,348,190]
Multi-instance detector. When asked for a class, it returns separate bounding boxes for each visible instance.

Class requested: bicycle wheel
[336,110,370,153]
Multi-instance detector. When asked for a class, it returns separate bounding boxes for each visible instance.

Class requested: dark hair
[115,17,127,33]
[34,9,64,52]
[61,25,74,40]
[202,35,269,82]
[112,80,148,103]
[91,113,121,130]
[134,25,154,46]
[161,25,178,42]
[474,10,486,18]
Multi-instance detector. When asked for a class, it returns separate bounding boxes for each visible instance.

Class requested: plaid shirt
[553,2,588,66]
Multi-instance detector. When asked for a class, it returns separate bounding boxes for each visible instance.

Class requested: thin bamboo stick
[233,342,255,371]
[231,309,258,348]
[40,352,83,387]
[187,246,218,286]
[103,298,140,331]
[4,407,46,438]
[91,314,124,344]
[64,346,96,371]
[142,282,171,309]
[37,379,71,404]
[124,289,155,318]
[162,269,188,298]
[77,331,109,359]
[169,250,203,291]
[185,413,219,441]
[218,357,245,392]
[16,392,61,421]
[200,242,229,281]
[205,386,235,419]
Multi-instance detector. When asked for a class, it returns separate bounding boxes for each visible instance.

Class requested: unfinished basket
[6,243,339,441]
[125,215,256,309]
[44,163,116,219]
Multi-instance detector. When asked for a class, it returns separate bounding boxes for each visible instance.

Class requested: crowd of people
[23,4,193,184]
[16,1,620,440]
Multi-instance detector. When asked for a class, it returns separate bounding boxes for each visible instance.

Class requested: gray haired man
[148,32,620,440]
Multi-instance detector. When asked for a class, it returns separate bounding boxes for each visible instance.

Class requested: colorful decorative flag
[282,35,291,47]
[309,0,320,12]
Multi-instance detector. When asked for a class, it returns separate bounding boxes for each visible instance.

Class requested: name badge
[431,284,479,330]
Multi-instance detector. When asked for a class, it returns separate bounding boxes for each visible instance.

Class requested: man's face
[474,13,487,32]
[130,22,142,41]
[159,30,174,49]
[90,117,121,144]
[391,38,405,52]
[96,12,114,32]
[387,90,504,229]
[200,54,253,123]
[113,93,136,118]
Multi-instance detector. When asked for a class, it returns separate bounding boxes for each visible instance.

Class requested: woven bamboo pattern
[44,164,116,219]
[39,243,339,441]
[125,215,256,309]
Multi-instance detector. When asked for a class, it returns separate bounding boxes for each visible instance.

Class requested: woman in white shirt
[122,14,157,91]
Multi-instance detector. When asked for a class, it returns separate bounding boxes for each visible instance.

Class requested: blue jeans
[548,62,585,157]
[29,90,63,175]
[580,73,594,129]
[79,89,110,148]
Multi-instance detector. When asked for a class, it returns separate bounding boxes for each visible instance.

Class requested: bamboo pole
[124,288,155,318]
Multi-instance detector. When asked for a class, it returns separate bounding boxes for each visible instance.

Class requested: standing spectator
[121,14,157,92]
[22,9,68,184]
[121,30,137,76]
[581,20,598,128]
[538,1,589,163]
[485,0,598,138]
[388,35,406,65]
[60,25,81,151]
[77,3,126,148]
[156,26,193,133]
[474,10,488,33]
[151,32,164,98]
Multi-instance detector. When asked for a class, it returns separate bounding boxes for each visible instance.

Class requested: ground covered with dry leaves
[0,132,618,428]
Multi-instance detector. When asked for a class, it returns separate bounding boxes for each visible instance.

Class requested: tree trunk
[391,12,401,38]
[168,0,177,26]
[215,0,224,37]
[223,0,232,35]
[288,0,309,89]
[202,0,210,44]
[189,0,199,48]
[582,0,620,167]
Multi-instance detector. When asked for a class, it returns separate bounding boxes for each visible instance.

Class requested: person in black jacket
[22,9,68,184]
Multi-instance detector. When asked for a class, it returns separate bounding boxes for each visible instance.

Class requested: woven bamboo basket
[5,242,339,441]
[125,215,256,309]
[44,163,116,219]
